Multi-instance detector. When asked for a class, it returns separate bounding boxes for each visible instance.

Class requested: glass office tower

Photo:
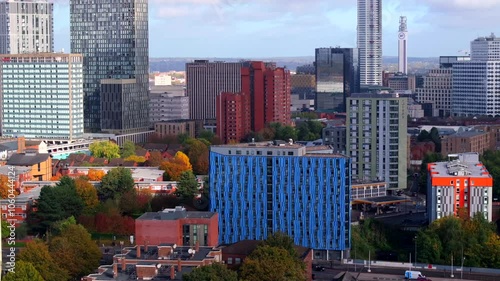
[70,0,149,133]
[315,48,360,112]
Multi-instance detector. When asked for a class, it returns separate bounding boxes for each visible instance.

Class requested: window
[37,163,41,172]
[235,258,241,264]
[227,258,233,264]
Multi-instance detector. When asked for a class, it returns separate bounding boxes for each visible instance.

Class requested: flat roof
[430,160,490,178]
[137,209,216,221]
[211,141,304,149]
[353,196,410,205]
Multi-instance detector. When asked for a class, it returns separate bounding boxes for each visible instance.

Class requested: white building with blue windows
[0,53,84,141]
[209,140,351,260]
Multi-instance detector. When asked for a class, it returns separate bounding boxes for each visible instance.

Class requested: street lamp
[367,250,371,273]
[414,236,417,268]
[451,254,454,278]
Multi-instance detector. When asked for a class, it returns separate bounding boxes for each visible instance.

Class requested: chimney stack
[113,263,118,278]
[177,258,182,272]
[170,266,175,279]
[17,136,25,153]
[137,245,141,258]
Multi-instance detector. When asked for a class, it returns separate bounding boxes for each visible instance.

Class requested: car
[417,277,432,281]
[313,265,325,271]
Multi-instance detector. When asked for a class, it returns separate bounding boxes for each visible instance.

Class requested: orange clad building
[427,153,493,224]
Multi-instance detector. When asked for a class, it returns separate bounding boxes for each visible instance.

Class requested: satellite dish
[173,244,177,249]
[188,249,193,254]
[156,264,161,269]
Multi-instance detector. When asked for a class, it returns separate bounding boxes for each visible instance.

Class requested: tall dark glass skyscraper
[315,48,360,112]
[70,0,149,133]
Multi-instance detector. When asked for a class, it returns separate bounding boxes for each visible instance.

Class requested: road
[312,264,500,281]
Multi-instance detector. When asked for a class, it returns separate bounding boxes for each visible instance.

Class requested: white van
[405,270,424,279]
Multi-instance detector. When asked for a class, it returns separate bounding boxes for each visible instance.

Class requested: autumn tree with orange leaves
[74,177,99,211]
[160,151,192,181]
[87,169,105,181]
[0,174,19,199]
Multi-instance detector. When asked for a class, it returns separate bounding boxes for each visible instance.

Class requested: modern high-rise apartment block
[427,153,493,224]
[357,0,382,86]
[70,0,149,133]
[149,93,189,124]
[216,62,292,143]
[416,56,469,117]
[346,93,407,190]
[186,60,242,121]
[398,16,408,74]
[209,141,351,259]
[0,53,84,140]
[452,34,500,117]
[315,48,360,112]
[0,0,53,54]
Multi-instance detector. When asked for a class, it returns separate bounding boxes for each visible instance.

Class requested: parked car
[313,265,325,271]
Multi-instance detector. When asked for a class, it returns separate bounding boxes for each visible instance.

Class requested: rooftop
[137,207,216,221]
[211,140,304,149]
[430,153,490,178]
[6,153,50,166]
[220,240,311,260]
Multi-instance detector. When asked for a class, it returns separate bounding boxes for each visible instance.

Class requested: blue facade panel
[209,152,351,251]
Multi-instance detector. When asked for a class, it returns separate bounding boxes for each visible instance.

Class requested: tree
[161,151,193,181]
[18,240,70,281]
[418,152,445,195]
[87,169,106,181]
[184,138,210,175]
[124,155,146,163]
[417,130,430,142]
[145,151,164,167]
[429,127,441,152]
[1,219,9,239]
[119,189,140,216]
[481,150,500,198]
[150,194,181,211]
[29,177,84,234]
[75,177,99,211]
[176,171,199,200]
[2,261,44,281]
[89,141,120,160]
[0,174,19,199]
[121,140,136,158]
[99,167,135,201]
[197,130,216,144]
[262,232,297,257]
[182,263,238,281]
[240,245,306,281]
[51,216,77,236]
[49,224,101,279]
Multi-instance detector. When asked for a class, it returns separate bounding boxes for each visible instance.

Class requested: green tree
[262,232,297,257]
[18,240,70,281]
[418,152,445,195]
[89,141,120,160]
[240,245,306,281]
[49,224,101,280]
[2,261,44,281]
[429,127,441,152]
[415,230,442,264]
[480,150,500,198]
[98,167,135,201]
[1,220,9,239]
[417,130,430,142]
[121,140,136,158]
[176,171,199,200]
[182,263,238,281]
[75,177,99,212]
[51,216,77,236]
[28,177,84,234]
[184,138,210,175]
[119,189,141,216]
[197,130,216,144]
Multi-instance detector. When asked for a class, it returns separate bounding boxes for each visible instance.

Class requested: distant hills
[150,56,439,72]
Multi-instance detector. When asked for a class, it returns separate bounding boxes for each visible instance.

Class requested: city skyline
[51,0,500,58]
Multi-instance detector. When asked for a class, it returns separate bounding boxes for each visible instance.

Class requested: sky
[52,0,500,58]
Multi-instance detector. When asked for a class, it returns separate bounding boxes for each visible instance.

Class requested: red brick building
[135,206,218,247]
[216,92,251,144]
[216,61,292,143]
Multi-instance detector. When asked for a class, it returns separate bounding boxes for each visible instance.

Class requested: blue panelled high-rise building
[209,141,351,259]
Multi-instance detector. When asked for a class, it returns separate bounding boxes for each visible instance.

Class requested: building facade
[154,120,196,139]
[452,34,500,117]
[427,153,493,223]
[186,60,242,121]
[440,131,491,157]
[216,92,250,144]
[315,47,360,112]
[135,207,218,247]
[387,74,410,91]
[346,93,408,190]
[0,0,53,54]
[322,125,346,154]
[70,0,149,132]
[357,0,382,86]
[0,53,84,140]
[415,67,453,117]
[209,142,351,257]
[149,93,189,125]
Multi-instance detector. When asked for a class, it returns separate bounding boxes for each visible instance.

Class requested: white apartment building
[357,0,382,86]
[452,34,500,117]
[149,93,189,124]
[346,93,408,190]
[0,0,53,54]
[416,69,453,117]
